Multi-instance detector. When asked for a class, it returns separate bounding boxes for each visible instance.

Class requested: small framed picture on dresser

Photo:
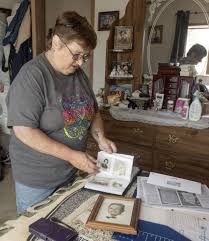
[109,61,133,78]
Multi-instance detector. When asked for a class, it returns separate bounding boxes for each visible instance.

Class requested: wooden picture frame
[86,194,140,234]
[114,26,133,50]
[148,25,163,44]
[98,11,119,31]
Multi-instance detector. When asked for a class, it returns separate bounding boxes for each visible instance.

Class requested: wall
[143,0,209,75]
[45,0,129,93]
[0,0,16,9]
[45,0,92,77]
[93,0,129,94]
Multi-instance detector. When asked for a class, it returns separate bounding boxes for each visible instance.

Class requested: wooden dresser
[87,109,209,186]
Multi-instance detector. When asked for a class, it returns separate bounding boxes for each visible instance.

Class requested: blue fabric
[9,38,32,83]
[112,220,190,241]
[3,0,29,46]
[15,181,55,214]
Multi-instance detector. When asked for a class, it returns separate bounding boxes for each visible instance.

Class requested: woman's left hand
[98,135,117,154]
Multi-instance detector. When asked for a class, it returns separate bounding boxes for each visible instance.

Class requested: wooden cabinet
[87,109,209,186]
[104,0,146,99]
[152,74,195,108]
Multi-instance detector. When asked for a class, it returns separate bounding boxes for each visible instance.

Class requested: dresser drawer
[166,76,178,83]
[116,141,153,170]
[86,137,99,158]
[164,89,178,95]
[156,126,209,156]
[153,151,209,185]
[100,109,113,121]
[104,120,155,147]
[165,82,178,89]
[86,137,153,171]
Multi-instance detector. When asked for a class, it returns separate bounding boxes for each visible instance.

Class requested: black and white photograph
[88,176,109,187]
[114,26,133,50]
[178,191,201,207]
[98,11,119,31]
[86,195,140,234]
[112,159,127,176]
[97,151,111,172]
[148,25,163,44]
[158,188,181,205]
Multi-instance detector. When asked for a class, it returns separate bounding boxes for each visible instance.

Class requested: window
[185,25,209,75]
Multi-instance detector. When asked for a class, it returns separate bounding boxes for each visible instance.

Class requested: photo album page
[85,151,138,195]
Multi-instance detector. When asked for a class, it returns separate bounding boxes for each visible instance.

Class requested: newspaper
[137,177,209,210]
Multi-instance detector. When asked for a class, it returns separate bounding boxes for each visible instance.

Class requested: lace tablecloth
[0,175,137,241]
[110,106,209,129]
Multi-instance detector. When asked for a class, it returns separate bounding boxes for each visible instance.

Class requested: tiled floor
[0,165,17,225]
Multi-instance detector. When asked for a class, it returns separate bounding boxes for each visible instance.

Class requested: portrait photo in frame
[148,25,163,44]
[98,11,119,31]
[86,194,140,234]
[114,26,133,50]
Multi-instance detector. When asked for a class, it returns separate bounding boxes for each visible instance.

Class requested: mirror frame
[146,0,209,75]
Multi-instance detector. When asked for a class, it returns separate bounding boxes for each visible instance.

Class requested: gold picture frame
[86,194,140,234]
[114,26,133,50]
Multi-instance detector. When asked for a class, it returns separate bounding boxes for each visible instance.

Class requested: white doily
[110,106,209,129]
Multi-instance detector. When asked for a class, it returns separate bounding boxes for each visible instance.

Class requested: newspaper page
[169,210,209,241]
[137,177,209,210]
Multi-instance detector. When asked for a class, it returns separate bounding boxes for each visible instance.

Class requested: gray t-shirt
[6,53,98,188]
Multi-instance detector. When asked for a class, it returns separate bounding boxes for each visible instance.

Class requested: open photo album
[85,151,139,195]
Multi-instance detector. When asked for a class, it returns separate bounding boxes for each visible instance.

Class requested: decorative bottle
[189,97,202,121]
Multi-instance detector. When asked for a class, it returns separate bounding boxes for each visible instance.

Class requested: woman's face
[53,36,90,75]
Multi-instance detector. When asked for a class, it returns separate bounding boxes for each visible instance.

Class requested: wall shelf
[104,0,146,101]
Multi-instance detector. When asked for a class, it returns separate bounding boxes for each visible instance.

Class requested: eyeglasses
[59,37,90,63]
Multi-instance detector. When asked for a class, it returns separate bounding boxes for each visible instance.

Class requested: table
[0,173,208,241]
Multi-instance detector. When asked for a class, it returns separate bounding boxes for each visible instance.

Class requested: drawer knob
[133,128,144,134]
[168,134,179,144]
[165,161,176,170]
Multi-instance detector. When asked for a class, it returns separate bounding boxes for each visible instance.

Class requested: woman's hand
[98,135,117,154]
[70,151,98,174]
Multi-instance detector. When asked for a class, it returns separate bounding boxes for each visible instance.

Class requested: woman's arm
[13,126,97,173]
[90,112,117,153]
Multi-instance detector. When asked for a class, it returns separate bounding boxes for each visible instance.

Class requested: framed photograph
[86,194,140,234]
[148,25,163,44]
[109,61,133,78]
[98,11,119,31]
[114,26,133,50]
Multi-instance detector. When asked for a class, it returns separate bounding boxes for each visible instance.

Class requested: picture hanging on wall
[114,26,133,50]
[148,25,163,44]
[98,11,119,31]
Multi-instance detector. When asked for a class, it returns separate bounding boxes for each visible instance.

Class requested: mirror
[143,0,209,77]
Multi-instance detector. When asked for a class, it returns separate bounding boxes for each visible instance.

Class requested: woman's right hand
[70,151,98,174]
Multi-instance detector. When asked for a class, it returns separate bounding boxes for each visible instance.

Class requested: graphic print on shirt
[62,96,94,140]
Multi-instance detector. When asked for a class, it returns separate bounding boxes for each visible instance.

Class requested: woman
[6,11,117,214]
